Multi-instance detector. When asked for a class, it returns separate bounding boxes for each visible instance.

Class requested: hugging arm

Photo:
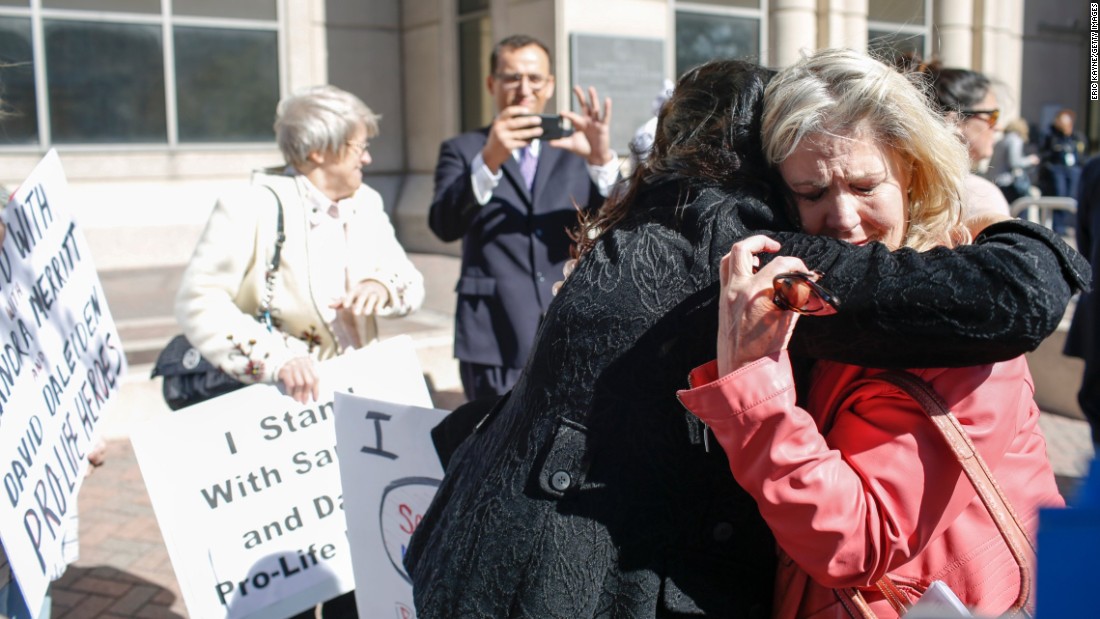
[773,219,1091,368]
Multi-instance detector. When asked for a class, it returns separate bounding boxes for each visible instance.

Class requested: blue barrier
[1036,458,1100,617]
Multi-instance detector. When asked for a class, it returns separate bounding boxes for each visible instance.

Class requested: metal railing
[1009,196,1077,230]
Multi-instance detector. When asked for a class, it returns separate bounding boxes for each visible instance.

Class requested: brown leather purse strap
[876,371,1034,614]
[835,371,1035,617]
[837,578,908,619]
[874,576,910,615]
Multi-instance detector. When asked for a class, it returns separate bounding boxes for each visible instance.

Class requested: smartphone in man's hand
[530,114,573,140]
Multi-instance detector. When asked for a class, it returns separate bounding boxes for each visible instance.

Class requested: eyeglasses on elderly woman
[345,140,370,155]
[772,271,841,316]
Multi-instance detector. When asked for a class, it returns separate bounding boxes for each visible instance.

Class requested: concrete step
[115,312,460,387]
[116,316,179,367]
[107,335,461,439]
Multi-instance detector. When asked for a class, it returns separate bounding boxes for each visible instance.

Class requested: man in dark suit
[1066,155,1100,450]
[430,34,618,400]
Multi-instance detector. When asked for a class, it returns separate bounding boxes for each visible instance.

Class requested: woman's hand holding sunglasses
[717,235,840,377]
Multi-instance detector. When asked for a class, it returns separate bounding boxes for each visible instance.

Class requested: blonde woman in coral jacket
[677,49,1066,618]
[176,86,424,404]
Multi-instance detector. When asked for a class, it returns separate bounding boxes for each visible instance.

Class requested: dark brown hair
[574,59,775,257]
[897,54,992,116]
[489,34,551,74]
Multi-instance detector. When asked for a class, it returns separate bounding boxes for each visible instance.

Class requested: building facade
[0,0,1092,262]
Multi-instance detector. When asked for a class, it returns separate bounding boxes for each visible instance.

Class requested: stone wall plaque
[569,34,666,157]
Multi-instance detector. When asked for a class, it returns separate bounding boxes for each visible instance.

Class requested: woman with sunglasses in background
[911,61,1016,225]
[678,49,1065,618]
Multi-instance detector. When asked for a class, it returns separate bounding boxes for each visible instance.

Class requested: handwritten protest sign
[0,149,127,616]
[332,393,448,618]
[130,336,430,619]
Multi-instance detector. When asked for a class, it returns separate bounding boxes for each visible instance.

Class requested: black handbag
[150,334,248,410]
[151,186,286,410]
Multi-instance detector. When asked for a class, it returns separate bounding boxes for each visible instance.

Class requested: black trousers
[459,360,521,401]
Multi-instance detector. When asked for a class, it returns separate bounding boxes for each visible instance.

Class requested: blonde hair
[1004,117,1029,141]
[762,48,970,250]
[274,85,380,167]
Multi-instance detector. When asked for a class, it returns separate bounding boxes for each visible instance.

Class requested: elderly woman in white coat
[176,85,424,404]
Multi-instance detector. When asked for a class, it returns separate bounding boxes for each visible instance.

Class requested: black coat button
[550,470,572,491]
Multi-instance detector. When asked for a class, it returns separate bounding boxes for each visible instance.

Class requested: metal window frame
[673,0,768,68]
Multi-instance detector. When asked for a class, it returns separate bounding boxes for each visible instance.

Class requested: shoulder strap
[838,371,1034,617]
[259,184,286,271]
[255,184,285,331]
[876,371,1034,614]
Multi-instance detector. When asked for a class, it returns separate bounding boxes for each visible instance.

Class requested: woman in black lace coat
[405,60,1089,618]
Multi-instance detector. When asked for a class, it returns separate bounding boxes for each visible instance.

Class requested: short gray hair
[274,85,379,167]
[762,48,970,250]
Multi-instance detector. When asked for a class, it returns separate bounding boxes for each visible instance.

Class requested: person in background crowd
[628,78,675,168]
[177,85,423,406]
[428,34,618,401]
[1040,107,1086,234]
[405,58,1087,618]
[917,62,1012,222]
[679,48,1064,618]
[989,117,1040,204]
[1066,154,1100,453]
[175,84,424,618]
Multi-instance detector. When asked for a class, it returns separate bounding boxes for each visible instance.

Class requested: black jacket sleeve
[772,219,1090,368]
[429,138,481,243]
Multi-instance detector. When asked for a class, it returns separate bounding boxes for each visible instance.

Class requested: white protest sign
[130,336,430,619]
[333,393,448,619]
[0,149,126,617]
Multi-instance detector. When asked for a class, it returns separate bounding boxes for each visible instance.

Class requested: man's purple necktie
[519,145,537,191]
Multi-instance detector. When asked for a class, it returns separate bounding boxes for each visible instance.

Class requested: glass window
[868,0,928,65]
[680,0,759,8]
[174,26,279,142]
[459,0,489,14]
[0,16,38,145]
[459,14,492,132]
[868,0,925,24]
[174,0,277,20]
[2,1,282,149]
[43,0,160,14]
[869,29,926,66]
[44,19,167,143]
[676,10,759,77]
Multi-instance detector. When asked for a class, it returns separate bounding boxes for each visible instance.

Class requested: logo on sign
[378,477,440,583]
